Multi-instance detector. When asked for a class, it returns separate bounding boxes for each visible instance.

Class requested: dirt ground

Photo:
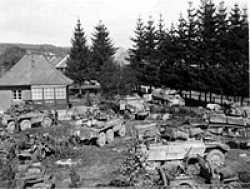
[40,120,135,188]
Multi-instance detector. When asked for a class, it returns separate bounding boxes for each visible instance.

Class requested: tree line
[129,1,249,98]
[66,0,248,99]
[65,19,123,97]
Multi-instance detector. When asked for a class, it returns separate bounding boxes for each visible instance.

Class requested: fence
[181,90,249,106]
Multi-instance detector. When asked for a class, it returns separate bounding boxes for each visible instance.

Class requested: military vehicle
[119,95,150,120]
[200,105,250,138]
[137,139,229,171]
[15,163,55,189]
[1,102,55,133]
[157,155,241,189]
[151,88,185,107]
[70,115,126,147]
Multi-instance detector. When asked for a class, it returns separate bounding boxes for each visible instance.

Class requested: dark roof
[0,54,73,86]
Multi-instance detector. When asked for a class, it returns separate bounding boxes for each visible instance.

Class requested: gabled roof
[55,55,69,69]
[0,54,73,86]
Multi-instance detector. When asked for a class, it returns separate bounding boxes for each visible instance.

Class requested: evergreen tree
[186,1,198,66]
[129,16,146,86]
[196,0,218,92]
[66,19,90,97]
[176,13,188,65]
[143,17,160,88]
[91,21,117,79]
[184,1,199,90]
[144,17,158,62]
[215,1,228,66]
[156,14,167,64]
[156,14,166,49]
[227,5,249,97]
[99,59,119,96]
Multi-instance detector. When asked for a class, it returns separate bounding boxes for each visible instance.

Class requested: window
[12,90,22,100]
[32,88,43,100]
[44,88,54,99]
[55,88,66,99]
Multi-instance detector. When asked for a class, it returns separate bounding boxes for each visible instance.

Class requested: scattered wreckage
[189,103,250,149]
[131,121,244,189]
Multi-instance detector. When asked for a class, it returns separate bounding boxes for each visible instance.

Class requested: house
[0,54,73,111]
[48,54,101,95]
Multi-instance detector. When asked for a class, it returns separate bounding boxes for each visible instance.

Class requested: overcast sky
[0,0,247,48]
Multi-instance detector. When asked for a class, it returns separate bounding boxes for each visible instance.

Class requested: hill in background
[0,43,69,56]
[0,43,129,77]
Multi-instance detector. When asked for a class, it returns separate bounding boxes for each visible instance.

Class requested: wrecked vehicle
[137,138,229,172]
[134,124,229,173]
[152,88,185,107]
[70,115,126,147]
[119,95,150,120]
[15,162,55,189]
[1,102,55,133]
[135,123,230,169]
[134,121,160,142]
[202,105,250,136]
[157,155,241,189]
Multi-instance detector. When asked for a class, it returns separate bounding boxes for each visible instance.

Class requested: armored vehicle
[119,95,150,120]
[2,102,54,133]
[70,115,126,147]
[137,139,229,171]
[152,88,185,107]
[202,105,250,136]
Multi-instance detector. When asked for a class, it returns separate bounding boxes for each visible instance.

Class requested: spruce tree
[176,13,187,65]
[66,19,90,97]
[129,16,146,86]
[91,21,117,79]
[186,1,198,66]
[156,14,167,64]
[215,1,228,66]
[143,17,159,88]
[185,1,199,91]
[144,17,158,62]
[196,0,218,92]
[156,14,166,49]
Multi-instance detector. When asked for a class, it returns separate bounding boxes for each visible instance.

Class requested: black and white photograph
[0,0,249,188]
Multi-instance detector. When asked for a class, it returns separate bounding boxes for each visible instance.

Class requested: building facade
[0,54,73,111]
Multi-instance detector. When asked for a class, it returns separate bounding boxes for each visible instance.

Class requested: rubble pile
[0,131,75,188]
